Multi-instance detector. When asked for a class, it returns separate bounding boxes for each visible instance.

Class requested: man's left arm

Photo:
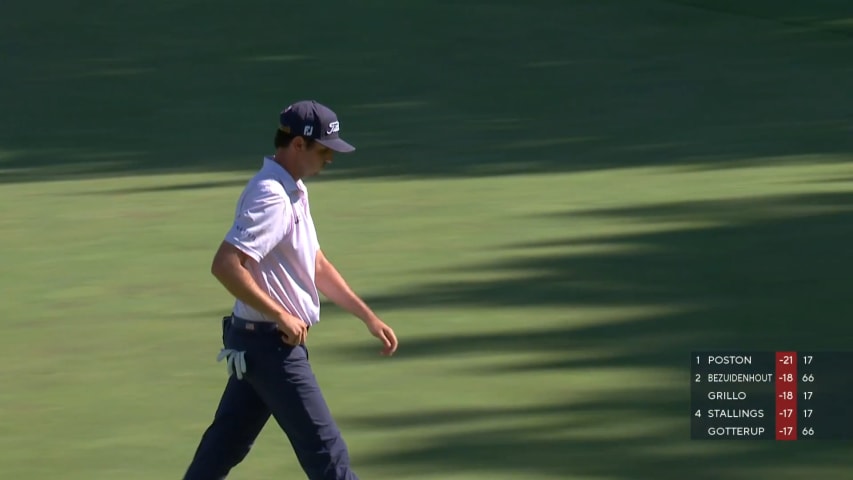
[315,249,398,356]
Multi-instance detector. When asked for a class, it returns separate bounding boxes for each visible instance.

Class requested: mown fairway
[2,1,852,479]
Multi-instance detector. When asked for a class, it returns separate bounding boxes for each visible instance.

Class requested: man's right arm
[211,242,288,318]
[211,242,307,345]
[214,180,307,344]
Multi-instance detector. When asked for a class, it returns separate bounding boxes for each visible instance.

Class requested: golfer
[183,100,398,480]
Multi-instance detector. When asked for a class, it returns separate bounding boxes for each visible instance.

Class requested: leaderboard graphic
[691,351,853,440]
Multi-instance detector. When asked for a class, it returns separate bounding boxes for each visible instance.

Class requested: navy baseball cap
[279,100,355,153]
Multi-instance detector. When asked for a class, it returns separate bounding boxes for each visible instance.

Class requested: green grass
[2,0,853,478]
[3,161,853,479]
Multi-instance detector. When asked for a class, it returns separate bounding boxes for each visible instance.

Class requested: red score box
[775,351,798,441]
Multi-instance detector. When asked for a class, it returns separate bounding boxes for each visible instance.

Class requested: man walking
[183,100,399,480]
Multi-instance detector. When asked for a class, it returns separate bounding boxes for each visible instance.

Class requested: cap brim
[317,138,355,153]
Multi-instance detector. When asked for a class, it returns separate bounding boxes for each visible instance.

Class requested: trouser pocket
[221,315,232,345]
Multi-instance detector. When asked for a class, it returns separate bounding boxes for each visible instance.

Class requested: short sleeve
[224,180,290,262]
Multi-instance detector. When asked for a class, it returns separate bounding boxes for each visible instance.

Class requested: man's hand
[365,318,398,356]
[275,312,308,346]
[315,250,399,356]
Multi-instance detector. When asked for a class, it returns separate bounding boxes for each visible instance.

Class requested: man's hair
[275,129,317,149]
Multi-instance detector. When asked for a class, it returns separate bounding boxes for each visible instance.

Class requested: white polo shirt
[223,157,322,326]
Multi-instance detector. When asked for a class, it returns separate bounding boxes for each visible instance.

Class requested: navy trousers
[183,316,358,480]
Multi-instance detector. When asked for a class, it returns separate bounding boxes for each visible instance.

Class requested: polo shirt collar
[263,156,306,195]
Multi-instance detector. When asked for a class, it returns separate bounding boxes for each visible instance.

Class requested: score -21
[779,355,813,364]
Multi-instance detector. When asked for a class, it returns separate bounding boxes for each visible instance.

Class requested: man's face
[295,138,334,176]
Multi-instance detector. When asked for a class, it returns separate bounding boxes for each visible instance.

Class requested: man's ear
[292,136,306,151]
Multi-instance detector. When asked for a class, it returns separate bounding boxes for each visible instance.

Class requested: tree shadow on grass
[350,397,848,480]
[80,178,250,195]
[335,190,853,478]
[346,191,853,356]
[665,0,853,37]
[1,0,852,184]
